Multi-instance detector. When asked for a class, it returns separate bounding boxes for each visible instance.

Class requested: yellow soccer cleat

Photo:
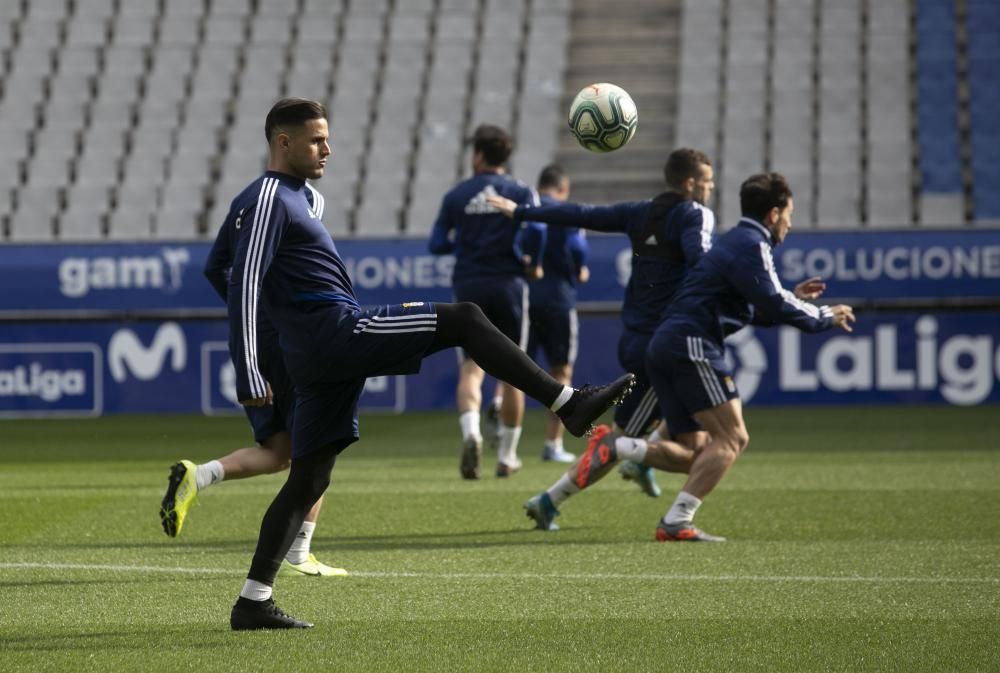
[159,460,198,538]
[282,553,349,577]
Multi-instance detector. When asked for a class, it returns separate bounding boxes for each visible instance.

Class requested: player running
[223,99,634,629]
[641,172,854,540]
[488,149,716,528]
[522,164,590,464]
[428,124,547,478]
[158,183,345,577]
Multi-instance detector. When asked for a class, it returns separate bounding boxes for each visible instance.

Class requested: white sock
[459,411,481,442]
[240,579,272,602]
[285,520,315,565]
[498,425,522,464]
[647,427,664,444]
[547,473,580,506]
[615,436,648,462]
[543,439,564,453]
[663,490,702,525]
[195,460,224,490]
[549,386,574,412]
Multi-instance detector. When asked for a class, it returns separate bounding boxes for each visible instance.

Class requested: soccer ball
[567,83,638,152]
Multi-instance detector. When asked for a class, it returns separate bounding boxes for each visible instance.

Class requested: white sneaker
[542,446,576,463]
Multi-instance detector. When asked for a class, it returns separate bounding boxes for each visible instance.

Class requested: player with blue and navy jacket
[156,182,344,577]
[644,172,854,542]
[487,148,718,530]
[428,124,547,479]
[225,100,636,630]
[519,164,590,464]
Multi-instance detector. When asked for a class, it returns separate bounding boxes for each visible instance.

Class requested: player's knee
[728,426,750,454]
[455,301,487,327]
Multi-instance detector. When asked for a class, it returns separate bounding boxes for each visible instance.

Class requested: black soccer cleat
[557,373,637,438]
[230,597,314,631]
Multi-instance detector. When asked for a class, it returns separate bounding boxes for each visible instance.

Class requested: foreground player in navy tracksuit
[158,183,345,577]
[428,125,547,479]
[223,99,634,630]
[522,164,589,464]
[637,172,855,541]
[489,149,723,529]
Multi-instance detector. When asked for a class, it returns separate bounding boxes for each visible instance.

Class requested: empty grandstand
[0,0,996,243]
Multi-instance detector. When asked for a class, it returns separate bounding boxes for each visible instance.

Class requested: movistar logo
[108,323,187,383]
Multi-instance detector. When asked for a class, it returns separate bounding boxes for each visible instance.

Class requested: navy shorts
[646,333,739,438]
[454,277,528,357]
[527,301,578,367]
[613,329,659,436]
[291,302,439,458]
[243,343,294,444]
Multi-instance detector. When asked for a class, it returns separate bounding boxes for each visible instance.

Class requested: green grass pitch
[1,406,998,673]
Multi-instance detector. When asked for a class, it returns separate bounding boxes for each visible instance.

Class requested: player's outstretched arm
[485,194,638,233]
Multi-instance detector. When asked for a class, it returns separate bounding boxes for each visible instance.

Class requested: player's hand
[525,263,544,281]
[485,195,518,218]
[578,265,590,283]
[830,305,855,332]
[794,276,826,300]
[241,382,274,407]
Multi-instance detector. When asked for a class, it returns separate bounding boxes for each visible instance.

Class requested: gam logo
[108,323,187,382]
[59,247,190,298]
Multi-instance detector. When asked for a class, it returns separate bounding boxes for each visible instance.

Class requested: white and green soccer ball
[567,83,638,153]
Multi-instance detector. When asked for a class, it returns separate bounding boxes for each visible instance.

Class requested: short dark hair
[537,163,568,191]
[739,172,794,221]
[663,148,711,189]
[265,98,327,142]
[471,124,513,167]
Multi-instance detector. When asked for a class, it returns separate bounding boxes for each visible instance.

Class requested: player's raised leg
[427,301,635,438]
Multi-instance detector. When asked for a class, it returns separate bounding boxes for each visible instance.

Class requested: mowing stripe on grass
[2,562,997,584]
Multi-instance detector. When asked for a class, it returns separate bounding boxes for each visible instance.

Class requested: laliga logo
[108,323,186,382]
[0,362,86,402]
[724,328,767,403]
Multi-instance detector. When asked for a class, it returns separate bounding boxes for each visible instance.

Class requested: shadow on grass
[0,628,237,653]
[0,578,151,589]
[1,527,600,554]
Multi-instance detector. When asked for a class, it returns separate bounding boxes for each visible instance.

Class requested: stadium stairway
[553,0,680,204]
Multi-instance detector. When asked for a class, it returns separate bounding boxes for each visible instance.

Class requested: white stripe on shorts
[687,336,726,407]
[623,386,658,436]
[353,313,438,334]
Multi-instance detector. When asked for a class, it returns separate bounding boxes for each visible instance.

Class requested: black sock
[246,447,338,585]
[428,302,563,405]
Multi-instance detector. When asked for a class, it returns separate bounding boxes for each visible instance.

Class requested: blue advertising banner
[0,321,405,419]
[0,311,997,419]
[1,229,997,315]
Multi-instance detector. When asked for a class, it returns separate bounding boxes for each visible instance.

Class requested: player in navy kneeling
[223,99,634,629]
